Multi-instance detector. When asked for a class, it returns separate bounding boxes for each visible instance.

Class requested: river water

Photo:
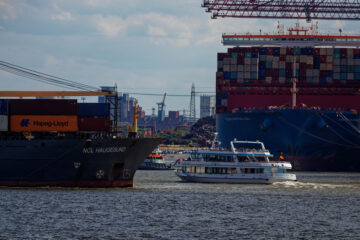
[1,171,360,239]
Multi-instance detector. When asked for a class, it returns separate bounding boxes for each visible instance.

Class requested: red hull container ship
[216,23,360,171]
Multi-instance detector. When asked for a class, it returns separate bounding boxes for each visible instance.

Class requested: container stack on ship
[216,23,360,171]
[0,97,162,187]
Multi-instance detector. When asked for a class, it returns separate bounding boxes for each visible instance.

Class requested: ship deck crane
[202,0,360,21]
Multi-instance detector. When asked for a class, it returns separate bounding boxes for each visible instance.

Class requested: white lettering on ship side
[82,147,126,154]
[33,120,70,127]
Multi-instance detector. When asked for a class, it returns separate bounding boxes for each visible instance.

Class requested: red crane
[202,0,360,21]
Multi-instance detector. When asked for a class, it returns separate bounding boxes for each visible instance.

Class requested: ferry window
[191,153,201,160]
[237,156,248,162]
[182,166,186,173]
[255,168,264,174]
[206,167,212,174]
[227,168,237,174]
[271,168,278,173]
[240,168,245,174]
[196,167,205,174]
[186,166,192,173]
[256,156,267,162]
[206,154,220,162]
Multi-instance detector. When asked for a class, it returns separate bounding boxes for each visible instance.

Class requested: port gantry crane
[202,0,360,21]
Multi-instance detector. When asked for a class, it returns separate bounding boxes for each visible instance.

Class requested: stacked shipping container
[9,99,78,132]
[216,47,360,113]
[0,99,111,132]
[78,103,110,132]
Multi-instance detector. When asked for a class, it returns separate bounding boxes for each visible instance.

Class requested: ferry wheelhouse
[175,140,296,184]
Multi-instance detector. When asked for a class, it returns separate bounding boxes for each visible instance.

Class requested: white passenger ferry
[175,139,296,184]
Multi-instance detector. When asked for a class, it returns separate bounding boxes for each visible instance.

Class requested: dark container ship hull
[217,109,360,171]
[0,137,162,187]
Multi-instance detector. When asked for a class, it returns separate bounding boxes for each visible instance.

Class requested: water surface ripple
[1,171,360,239]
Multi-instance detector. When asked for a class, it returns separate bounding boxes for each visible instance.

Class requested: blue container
[340,66,348,72]
[326,71,333,77]
[341,72,347,80]
[251,52,258,58]
[348,66,354,73]
[293,48,300,55]
[78,103,110,117]
[273,48,280,56]
[230,72,237,79]
[232,52,238,58]
[279,69,285,77]
[354,54,360,59]
[259,69,266,77]
[224,72,231,80]
[354,65,360,73]
[266,61,272,68]
[245,52,252,58]
[250,72,257,79]
[259,47,267,55]
[355,72,360,80]
[306,47,314,55]
[320,77,326,83]
[0,99,8,115]
[259,61,266,69]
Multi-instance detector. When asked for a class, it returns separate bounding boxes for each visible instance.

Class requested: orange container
[10,115,78,132]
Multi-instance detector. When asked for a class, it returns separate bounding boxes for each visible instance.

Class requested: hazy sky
[0,0,356,115]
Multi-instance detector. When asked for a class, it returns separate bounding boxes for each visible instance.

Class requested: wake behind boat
[175,139,296,184]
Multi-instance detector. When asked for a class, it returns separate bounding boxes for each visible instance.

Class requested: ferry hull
[217,109,360,171]
[0,137,163,187]
[176,173,296,184]
[138,162,172,170]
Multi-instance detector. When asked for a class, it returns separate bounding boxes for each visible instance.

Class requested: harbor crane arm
[202,0,360,21]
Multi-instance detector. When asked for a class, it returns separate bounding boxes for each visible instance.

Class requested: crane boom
[202,0,360,21]
[0,91,116,98]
